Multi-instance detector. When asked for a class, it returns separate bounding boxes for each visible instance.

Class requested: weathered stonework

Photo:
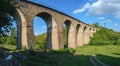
[14,0,97,50]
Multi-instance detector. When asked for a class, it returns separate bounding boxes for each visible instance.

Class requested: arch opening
[90,28,92,31]
[76,24,81,36]
[0,16,17,50]
[62,20,76,48]
[63,20,71,48]
[83,26,87,45]
[33,12,58,50]
[33,16,47,50]
[76,24,81,46]
[0,9,23,50]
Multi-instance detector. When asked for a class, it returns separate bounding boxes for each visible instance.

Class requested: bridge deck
[20,0,92,26]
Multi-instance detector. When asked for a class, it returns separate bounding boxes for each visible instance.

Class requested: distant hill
[35,33,47,44]
[89,26,120,46]
[35,33,47,50]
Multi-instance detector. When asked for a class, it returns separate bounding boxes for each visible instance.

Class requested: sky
[26,0,120,36]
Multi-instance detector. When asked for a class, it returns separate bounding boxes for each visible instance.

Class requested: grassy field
[0,45,120,66]
[75,45,120,66]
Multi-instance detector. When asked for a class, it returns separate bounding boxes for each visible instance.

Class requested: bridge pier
[50,18,59,50]
[83,27,90,45]
[77,27,84,46]
[68,24,76,48]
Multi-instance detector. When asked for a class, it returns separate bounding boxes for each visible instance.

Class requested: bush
[35,41,46,50]
[114,39,120,45]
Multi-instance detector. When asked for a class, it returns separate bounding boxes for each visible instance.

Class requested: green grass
[75,45,120,66]
[0,45,120,66]
[21,45,120,66]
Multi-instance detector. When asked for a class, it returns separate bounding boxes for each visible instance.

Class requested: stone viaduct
[14,0,97,50]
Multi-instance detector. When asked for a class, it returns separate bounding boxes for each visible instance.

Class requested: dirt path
[89,55,110,66]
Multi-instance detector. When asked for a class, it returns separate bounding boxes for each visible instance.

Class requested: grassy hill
[35,33,47,50]
[89,26,120,46]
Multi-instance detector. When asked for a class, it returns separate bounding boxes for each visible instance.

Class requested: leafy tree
[0,0,16,36]
[92,22,100,28]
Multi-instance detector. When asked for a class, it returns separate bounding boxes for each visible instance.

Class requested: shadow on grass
[112,53,120,56]
[0,46,120,66]
[96,54,120,66]
[0,47,12,58]
[0,47,12,51]
[20,50,93,66]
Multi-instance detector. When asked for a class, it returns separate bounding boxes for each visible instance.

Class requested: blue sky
[27,0,120,36]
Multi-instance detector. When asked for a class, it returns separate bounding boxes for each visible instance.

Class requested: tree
[92,22,99,28]
[0,0,16,36]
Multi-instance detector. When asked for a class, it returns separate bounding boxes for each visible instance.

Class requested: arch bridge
[14,0,97,50]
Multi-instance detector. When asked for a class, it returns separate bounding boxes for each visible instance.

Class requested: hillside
[90,26,120,45]
[35,33,47,50]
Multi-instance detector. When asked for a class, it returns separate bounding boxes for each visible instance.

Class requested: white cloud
[115,12,120,19]
[107,19,112,22]
[73,3,91,14]
[97,17,112,22]
[34,32,41,36]
[88,0,120,19]
[114,24,118,27]
[73,0,120,19]
[97,17,105,20]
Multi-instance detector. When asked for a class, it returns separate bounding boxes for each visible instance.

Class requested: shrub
[114,39,120,45]
[35,41,46,50]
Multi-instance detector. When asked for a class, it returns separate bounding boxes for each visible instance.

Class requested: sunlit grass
[75,45,120,66]
[0,44,16,51]
[75,45,120,57]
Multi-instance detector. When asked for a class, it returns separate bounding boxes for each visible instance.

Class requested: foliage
[9,27,17,45]
[92,22,100,28]
[35,33,47,50]
[0,27,17,45]
[89,26,120,46]
[63,26,67,47]
[0,0,16,36]
[114,39,120,45]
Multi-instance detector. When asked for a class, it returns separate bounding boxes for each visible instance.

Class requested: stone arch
[89,28,92,31]
[89,28,93,37]
[83,26,91,45]
[32,12,59,50]
[93,28,96,33]
[63,20,76,48]
[83,26,88,45]
[76,24,83,46]
[13,8,27,50]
